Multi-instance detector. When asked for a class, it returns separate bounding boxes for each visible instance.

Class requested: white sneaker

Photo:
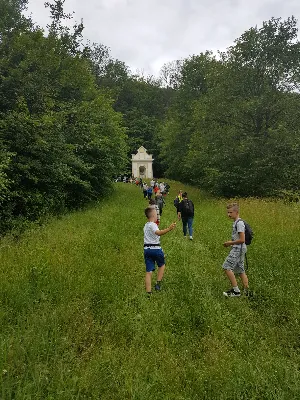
[223,289,241,297]
[189,236,193,240]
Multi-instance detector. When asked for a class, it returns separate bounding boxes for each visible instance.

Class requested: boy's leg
[145,272,152,293]
[155,250,166,291]
[224,269,238,287]
[157,264,165,282]
[144,249,155,293]
[222,248,241,296]
[239,272,249,289]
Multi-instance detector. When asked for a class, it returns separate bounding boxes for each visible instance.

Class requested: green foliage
[0,2,127,233]
[160,17,300,197]
[0,183,299,398]
[0,0,30,38]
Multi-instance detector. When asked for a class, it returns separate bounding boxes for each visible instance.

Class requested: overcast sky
[26,0,300,75]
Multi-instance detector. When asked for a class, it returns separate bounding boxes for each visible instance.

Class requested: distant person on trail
[149,199,160,225]
[177,192,194,240]
[155,191,166,216]
[143,183,148,199]
[154,185,160,195]
[139,178,143,189]
[159,182,165,194]
[174,190,183,211]
[144,207,176,296]
[147,185,153,200]
[150,179,155,188]
[222,203,250,297]
[165,183,170,194]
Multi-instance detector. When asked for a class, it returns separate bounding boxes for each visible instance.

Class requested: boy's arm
[223,232,245,247]
[155,222,176,236]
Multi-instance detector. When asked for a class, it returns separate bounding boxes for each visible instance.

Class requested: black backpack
[174,197,179,208]
[235,219,254,245]
[181,199,194,217]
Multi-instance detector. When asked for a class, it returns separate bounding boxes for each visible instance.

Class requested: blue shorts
[144,248,165,272]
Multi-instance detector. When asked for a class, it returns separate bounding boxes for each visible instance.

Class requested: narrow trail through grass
[0,182,299,399]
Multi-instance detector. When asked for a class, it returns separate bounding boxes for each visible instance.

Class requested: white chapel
[132,146,154,179]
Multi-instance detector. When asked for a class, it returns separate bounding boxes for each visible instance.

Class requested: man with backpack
[177,192,194,240]
[222,202,252,297]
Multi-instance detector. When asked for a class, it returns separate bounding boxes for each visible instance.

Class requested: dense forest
[0,0,300,232]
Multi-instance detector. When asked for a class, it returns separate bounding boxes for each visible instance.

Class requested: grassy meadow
[0,181,299,399]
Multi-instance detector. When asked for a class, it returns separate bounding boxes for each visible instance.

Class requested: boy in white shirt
[222,203,249,297]
[144,207,176,296]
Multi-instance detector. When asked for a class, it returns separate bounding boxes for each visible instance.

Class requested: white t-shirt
[232,219,247,250]
[144,222,160,247]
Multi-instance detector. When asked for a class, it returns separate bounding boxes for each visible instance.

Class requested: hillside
[0,182,299,399]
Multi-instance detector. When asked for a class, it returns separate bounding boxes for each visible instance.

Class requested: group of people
[141,180,170,199]
[142,186,250,298]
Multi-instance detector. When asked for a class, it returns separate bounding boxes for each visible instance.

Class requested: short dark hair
[182,192,188,198]
[145,207,154,218]
[149,199,156,205]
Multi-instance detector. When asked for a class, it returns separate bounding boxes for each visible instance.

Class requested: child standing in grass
[144,207,176,296]
[222,203,249,297]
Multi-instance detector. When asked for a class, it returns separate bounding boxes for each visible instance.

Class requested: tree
[185,17,300,196]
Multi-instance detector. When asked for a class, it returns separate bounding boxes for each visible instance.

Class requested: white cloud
[26,0,300,75]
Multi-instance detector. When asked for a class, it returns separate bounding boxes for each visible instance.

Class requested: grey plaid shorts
[222,247,247,274]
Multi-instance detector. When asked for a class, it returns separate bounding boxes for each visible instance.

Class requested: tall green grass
[0,182,299,399]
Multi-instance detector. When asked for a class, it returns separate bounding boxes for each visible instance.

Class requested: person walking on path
[177,192,194,240]
[222,203,249,297]
[147,185,153,200]
[150,179,155,188]
[159,182,165,195]
[155,191,166,216]
[154,184,160,195]
[143,207,176,296]
[143,183,148,199]
[149,199,160,226]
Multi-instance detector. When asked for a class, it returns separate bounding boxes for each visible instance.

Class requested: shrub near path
[0,182,299,399]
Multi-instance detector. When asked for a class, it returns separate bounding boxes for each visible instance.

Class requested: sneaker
[155,283,161,291]
[189,236,193,240]
[244,289,253,297]
[223,289,241,297]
